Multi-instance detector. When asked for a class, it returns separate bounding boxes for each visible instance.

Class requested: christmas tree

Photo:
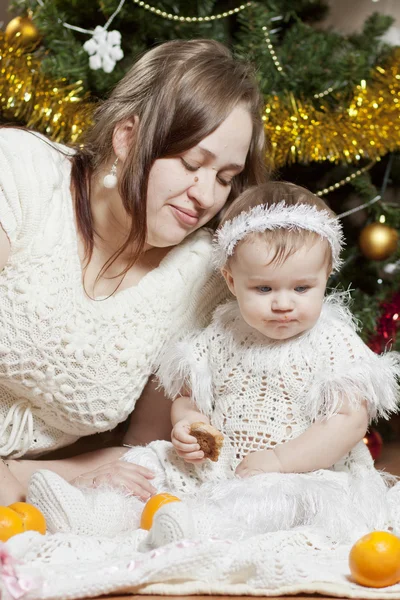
[2,0,400,353]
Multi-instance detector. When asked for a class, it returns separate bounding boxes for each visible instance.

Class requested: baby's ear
[221,267,236,297]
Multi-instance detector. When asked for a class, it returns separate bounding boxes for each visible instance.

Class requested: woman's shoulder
[0,128,73,189]
[152,229,214,294]
[0,128,74,248]
[0,127,73,163]
[160,229,231,336]
[173,228,214,259]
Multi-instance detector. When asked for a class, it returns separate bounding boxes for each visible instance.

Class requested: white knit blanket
[5,528,400,600]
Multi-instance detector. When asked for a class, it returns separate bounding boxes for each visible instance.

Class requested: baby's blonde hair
[219,181,336,273]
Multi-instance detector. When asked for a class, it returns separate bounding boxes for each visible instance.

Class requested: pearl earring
[103,158,118,189]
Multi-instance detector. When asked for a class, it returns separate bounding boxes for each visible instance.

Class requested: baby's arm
[171,395,210,463]
[236,397,368,477]
[273,397,369,473]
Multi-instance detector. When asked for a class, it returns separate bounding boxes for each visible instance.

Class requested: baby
[28,182,400,546]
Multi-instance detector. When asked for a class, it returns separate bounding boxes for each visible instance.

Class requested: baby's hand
[235,449,282,478]
[171,419,206,463]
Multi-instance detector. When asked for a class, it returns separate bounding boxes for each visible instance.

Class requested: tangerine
[0,506,24,542]
[349,531,400,588]
[8,502,46,535]
[140,492,181,530]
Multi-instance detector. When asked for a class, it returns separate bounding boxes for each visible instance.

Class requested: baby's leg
[122,445,167,491]
[141,471,360,549]
[141,475,276,549]
[28,446,166,536]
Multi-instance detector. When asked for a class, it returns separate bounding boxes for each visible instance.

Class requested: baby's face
[223,237,329,341]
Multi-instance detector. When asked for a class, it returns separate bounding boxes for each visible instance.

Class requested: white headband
[213,201,344,271]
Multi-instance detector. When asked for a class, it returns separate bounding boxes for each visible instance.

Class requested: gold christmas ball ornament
[5,15,41,48]
[359,223,399,261]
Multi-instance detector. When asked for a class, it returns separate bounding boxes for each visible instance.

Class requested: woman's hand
[235,449,283,478]
[171,419,205,463]
[70,460,157,501]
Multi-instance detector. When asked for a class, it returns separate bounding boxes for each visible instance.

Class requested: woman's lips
[170,205,199,226]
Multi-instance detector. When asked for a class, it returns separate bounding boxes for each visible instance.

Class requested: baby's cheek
[245,296,265,317]
[301,303,321,327]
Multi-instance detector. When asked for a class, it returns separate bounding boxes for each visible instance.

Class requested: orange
[349,531,400,588]
[140,492,181,530]
[8,502,46,535]
[0,506,24,542]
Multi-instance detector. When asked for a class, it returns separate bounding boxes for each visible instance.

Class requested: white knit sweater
[0,128,227,457]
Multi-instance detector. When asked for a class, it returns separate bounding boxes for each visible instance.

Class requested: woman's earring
[103,158,118,189]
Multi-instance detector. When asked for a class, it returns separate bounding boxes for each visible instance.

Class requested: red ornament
[368,291,400,354]
[363,429,383,461]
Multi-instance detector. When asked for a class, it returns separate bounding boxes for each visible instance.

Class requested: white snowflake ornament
[83,26,123,73]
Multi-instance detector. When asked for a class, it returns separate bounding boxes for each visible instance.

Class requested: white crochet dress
[0,128,227,457]
[111,293,399,540]
[155,295,398,485]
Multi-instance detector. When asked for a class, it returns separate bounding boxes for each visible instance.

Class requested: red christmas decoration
[363,429,383,461]
[368,291,400,354]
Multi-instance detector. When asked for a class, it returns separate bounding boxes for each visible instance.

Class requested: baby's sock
[139,502,195,551]
[122,445,167,490]
[28,469,143,536]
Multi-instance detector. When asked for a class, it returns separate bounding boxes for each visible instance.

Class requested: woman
[0,39,267,503]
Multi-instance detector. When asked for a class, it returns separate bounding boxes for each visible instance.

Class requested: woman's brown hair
[72,39,267,280]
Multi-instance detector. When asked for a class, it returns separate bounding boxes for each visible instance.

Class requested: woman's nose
[188,173,215,208]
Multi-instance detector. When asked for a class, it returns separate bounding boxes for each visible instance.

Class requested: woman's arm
[0,459,25,504]
[123,376,172,445]
[8,446,128,490]
[0,224,10,271]
[7,376,171,497]
[0,228,23,502]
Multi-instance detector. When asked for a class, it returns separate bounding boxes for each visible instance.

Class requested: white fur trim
[182,467,390,543]
[157,334,214,417]
[213,201,344,271]
[306,350,400,421]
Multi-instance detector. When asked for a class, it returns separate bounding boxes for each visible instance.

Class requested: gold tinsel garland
[1,30,400,166]
[0,32,91,143]
[264,49,400,167]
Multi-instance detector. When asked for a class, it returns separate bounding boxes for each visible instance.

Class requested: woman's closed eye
[181,158,199,172]
[217,174,233,187]
[181,158,234,186]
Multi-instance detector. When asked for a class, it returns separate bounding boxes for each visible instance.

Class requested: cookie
[190,422,224,462]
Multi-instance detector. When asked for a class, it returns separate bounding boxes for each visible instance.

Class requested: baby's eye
[256,286,272,293]
[181,158,199,172]
[295,286,310,293]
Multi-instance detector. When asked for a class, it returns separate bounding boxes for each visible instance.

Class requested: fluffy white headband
[213,201,344,271]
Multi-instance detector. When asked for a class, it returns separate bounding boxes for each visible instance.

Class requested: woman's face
[145,105,253,248]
